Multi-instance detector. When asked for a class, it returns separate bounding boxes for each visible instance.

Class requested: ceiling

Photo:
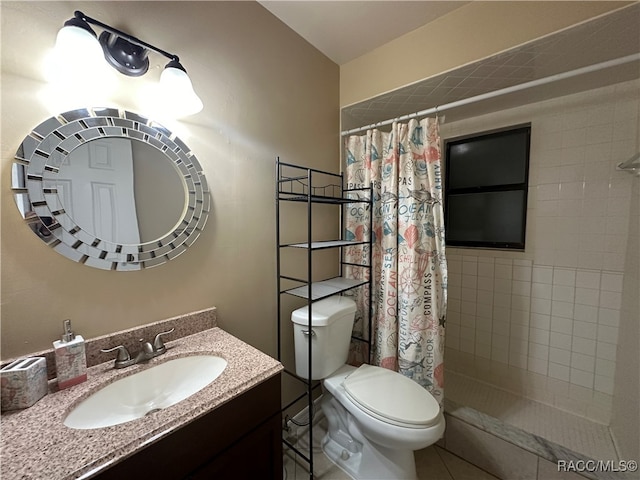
[260,1,639,132]
[258,1,467,65]
[342,2,640,131]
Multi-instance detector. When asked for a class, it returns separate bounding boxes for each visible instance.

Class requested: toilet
[291,296,445,480]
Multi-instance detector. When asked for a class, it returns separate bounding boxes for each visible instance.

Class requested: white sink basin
[64,355,227,430]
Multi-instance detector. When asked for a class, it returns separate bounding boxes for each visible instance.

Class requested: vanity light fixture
[56,11,203,116]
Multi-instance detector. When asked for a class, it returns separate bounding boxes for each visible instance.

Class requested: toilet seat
[342,364,440,429]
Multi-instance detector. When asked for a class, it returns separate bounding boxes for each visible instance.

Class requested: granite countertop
[1,327,283,479]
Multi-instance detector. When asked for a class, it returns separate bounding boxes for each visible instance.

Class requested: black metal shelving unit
[275,158,372,479]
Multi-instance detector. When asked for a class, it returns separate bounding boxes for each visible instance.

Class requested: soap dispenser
[53,319,87,389]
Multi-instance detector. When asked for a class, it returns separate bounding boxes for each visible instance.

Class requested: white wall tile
[570,368,594,388]
[532,282,552,299]
[511,295,531,312]
[551,316,573,335]
[530,313,551,330]
[572,337,596,356]
[528,357,548,375]
[595,358,616,378]
[529,327,550,346]
[599,290,621,310]
[551,300,574,319]
[494,264,512,279]
[461,287,477,302]
[477,276,495,292]
[553,268,576,286]
[494,278,512,294]
[550,347,571,366]
[531,298,552,315]
[511,324,529,341]
[549,362,570,381]
[575,287,600,306]
[573,304,598,323]
[594,374,614,395]
[441,81,636,424]
[513,265,532,281]
[478,262,495,277]
[552,285,575,302]
[529,342,549,361]
[510,309,530,326]
[462,275,478,290]
[597,308,620,328]
[532,266,553,284]
[448,273,462,288]
[596,342,617,361]
[571,352,595,373]
[491,348,509,364]
[493,293,511,308]
[461,301,477,315]
[597,325,619,344]
[550,332,572,350]
[462,259,478,275]
[512,281,531,297]
[572,320,597,340]
[576,270,601,289]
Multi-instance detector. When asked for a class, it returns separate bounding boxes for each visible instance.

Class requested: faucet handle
[153,327,175,354]
[139,339,155,355]
[100,345,132,368]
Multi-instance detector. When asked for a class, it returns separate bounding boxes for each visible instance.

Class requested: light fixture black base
[99,31,149,77]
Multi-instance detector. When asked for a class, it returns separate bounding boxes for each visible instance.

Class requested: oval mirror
[11,108,210,271]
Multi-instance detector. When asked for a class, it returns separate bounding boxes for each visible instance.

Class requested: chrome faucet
[101,328,175,369]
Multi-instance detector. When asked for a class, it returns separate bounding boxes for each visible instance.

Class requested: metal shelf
[278,192,370,204]
[283,240,368,250]
[282,277,369,301]
[275,157,372,480]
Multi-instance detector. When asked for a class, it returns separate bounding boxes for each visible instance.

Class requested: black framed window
[444,124,531,250]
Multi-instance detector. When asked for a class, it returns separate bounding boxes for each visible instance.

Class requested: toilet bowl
[321,364,445,480]
[291,296,445,480]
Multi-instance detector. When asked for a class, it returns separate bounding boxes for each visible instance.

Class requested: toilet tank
[291,296,357,380]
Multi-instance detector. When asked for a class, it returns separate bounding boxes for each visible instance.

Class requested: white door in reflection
[60,138,141,244]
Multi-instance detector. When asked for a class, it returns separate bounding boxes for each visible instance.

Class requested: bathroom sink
[64,355,227,429]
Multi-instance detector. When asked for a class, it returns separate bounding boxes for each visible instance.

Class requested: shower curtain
[345,118,447,405]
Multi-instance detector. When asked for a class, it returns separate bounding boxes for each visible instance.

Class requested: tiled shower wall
[441,79,639,425]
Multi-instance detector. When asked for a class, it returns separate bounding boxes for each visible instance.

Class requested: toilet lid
[343,364,440,427]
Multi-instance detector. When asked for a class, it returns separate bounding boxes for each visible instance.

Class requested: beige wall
[340,1,631,107]
[1,1,339,359]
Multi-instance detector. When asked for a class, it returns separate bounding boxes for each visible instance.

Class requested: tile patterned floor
[283,416,499,480]
[445,371,618,461]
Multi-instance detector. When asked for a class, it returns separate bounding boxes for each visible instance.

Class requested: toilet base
[321,430,417,480]
[321,394,418,480]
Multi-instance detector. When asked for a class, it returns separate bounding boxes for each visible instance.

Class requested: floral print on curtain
[344,118,447,405]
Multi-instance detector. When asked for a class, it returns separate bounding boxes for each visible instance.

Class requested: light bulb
[55,24,103,62]
[159,65,203,117]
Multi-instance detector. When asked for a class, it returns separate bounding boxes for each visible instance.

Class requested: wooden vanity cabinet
[95,374,282,480]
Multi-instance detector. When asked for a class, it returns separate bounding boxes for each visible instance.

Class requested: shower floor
[445,370,618,462]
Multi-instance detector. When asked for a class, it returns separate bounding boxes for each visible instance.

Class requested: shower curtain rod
[340,53,640,136]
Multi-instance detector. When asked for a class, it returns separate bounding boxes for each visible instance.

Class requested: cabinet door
[187,413,283,480]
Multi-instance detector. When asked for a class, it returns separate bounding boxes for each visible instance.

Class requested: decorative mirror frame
[11,107,210,271]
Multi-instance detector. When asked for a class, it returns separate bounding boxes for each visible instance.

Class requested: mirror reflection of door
[59,138,141,244]
[51,138,186,246]
[14,109,207,270]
